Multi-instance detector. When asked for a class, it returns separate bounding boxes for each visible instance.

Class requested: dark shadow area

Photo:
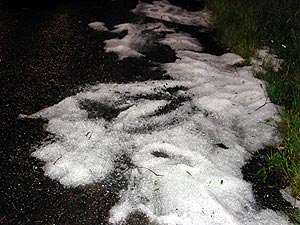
[215,143,229,149]
[150,96,190,117]
[151,151,170,158]
[168,0,205,11]
[162,85,189,94]
[124,211,158,225]
[79,100,130,121]
[141,43,177,63]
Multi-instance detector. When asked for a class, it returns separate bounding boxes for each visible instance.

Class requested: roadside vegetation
[206,0,300,223]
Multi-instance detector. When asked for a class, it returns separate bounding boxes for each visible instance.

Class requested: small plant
[257,166,268,182]
[153,180,159,191]
[206,0,300,223]
[286,208,300,225]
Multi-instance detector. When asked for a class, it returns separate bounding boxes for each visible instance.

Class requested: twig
[53,155,63,165]
[0,216,6,223]
[136,166,164,176]
[255,101,271,111]
[254,83,272,111]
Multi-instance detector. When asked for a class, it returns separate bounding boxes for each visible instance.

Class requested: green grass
[206,0,300,222]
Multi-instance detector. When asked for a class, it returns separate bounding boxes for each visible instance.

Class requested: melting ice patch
[104,22,202,59]
[132,0,210,27]
[88,21,108,31]
[29,51,287,224]
[104,23,145,59]
[29,1,289,224]
[102,0,206,60]
[104,22,173,59]
[160,32,202,51]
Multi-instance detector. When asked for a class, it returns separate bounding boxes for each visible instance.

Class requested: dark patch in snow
[242,147,292,211]
[79,100,129,121]
[141,43,177,63]
[151,96,191,117]
[124,211,157,225]
[162,85,189,95]
[215,143,229,149]
[131,86,191,117]
[133,93,173,101]
[131,85,188,101]
[129,87,191,119]
[94,154,133,223]
[101,56,172,82]
[151,151,170,158]
[125,117,184,135]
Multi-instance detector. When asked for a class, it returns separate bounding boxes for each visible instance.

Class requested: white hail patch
[29,52,286,224]
[88,21,108,31]
[132,0,210,27]
[28,1,290,225]
[104,22,202,60]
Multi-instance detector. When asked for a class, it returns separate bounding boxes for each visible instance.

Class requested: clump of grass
[206,0,300,62]
[206,0,300,222]
[256,61,300,204]
[287,207,300,225]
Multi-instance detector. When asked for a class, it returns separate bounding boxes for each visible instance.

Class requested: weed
[286,207,300,225]
[206,0,300,222]
[257,166,268,182]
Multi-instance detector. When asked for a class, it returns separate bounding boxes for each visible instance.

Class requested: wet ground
[0,0,292,224]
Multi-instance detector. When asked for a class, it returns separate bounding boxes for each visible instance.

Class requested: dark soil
[242,147,293,211]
